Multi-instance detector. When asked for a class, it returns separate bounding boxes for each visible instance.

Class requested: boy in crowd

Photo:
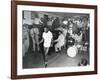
[40,27,53,67]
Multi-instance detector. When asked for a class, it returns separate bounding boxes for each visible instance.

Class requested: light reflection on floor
[23,48,89,69]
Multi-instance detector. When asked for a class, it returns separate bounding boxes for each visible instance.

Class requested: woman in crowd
[54,31,65,52]
[55,26,68,49]
[30,26,40,52]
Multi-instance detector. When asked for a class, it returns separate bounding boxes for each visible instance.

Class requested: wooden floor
[23,48,89,69]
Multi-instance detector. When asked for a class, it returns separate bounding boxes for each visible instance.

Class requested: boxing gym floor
[23,47,89,69]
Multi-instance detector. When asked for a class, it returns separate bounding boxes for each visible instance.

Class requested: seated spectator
[78,58,88,66]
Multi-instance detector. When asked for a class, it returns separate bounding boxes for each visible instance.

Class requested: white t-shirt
[42,31,53,47]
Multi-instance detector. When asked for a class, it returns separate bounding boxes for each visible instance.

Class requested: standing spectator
[30,27,40,52]
[22,24,29,57]
[41,14,49,28]
[52,17,60,29]
[30,28,35,51]
[33,27,40,51]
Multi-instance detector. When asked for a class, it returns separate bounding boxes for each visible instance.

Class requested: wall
[0,0,100,80]
[22,11,62,25]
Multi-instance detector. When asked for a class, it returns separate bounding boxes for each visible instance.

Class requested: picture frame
[11,1,97,79]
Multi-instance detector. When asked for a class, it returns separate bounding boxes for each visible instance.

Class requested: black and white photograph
[22,10,90,68]
[11,1,97,79]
